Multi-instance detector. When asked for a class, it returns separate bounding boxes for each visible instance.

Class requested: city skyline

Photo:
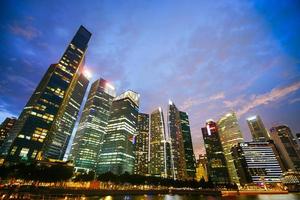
[1,1,300,156]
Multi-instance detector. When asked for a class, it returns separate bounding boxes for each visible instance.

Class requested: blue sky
[1,0,300,155]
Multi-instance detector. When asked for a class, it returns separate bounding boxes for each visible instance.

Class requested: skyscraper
[168,101,187,180]
[69,78,116,172]
[97,90,139,175]
[196,154,208,182]
[217,112,244,184]
[246,115,270,142]
[270,125,300,171]
[134,113,150,176]
[2,26,91,162]
[0,117,16,148]
[232,142,283,185]
[149,108,172,178]
[179,111,196,179]
[201,120,230,184]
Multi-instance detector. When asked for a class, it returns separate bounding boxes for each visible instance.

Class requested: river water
[61,193,300,200]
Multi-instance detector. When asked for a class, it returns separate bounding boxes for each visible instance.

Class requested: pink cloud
[9,24,40,40]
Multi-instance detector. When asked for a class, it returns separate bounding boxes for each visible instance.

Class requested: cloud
[289,97,300,104]
[236,81,300,116]
[9,24,40,40]
[180,92,225,110]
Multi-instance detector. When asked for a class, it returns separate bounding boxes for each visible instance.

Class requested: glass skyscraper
[202,120,230,184]
[179,111,196,179]
[0,117,16,149]
[97,90,139,175]
[168,101,187,180]
[217,112,244,184]
[247,115,270,142]
[270,125,300,171]
[149,108,172,178]
[134,113,150,176]
[2,26,91,162]
[69,78,116,172]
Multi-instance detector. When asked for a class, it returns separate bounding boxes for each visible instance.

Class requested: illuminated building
[270,125,300,171]
[246,115,270,142]
[232,142,283,185]
[0,117,16,148]
[2,26,91,162]
[196,154,208,181]
[134,113,149,176]
[179,111,196,179]
[297,133,300,145]
[168,101,187,180]
[69,78,116,172]
[217,112,244,184]
[149,108,172,178]
[97,90,139,175]
[201,120,230,184]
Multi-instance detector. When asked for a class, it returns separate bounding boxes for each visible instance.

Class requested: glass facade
[3,26,91,162]
[270,125,300,171]
[202,120,230,184]
[149,108,172,178]
[134,113,150,176]
[232,142,283,185]
[168,101,187,180]
[69,78,116,172]
[97,91,139,175]
[247,115,270,142]
[179,111,196,179]
[217,112,244,184]
[0,117,16,148]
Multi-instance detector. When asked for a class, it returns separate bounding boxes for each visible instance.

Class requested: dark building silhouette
[0,117,16,148]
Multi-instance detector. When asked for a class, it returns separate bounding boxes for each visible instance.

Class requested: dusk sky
[1,0,300,156]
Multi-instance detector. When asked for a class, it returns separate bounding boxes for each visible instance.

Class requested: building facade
[2,26,91,162]
[196,154,208,181]
[202,120,230,184]
[168,101,187,180]
[232,142,283,185]
[69,78,116,172]
[97,91,139,175]
[179,111,196,179]
[0,117,16,149]
[149,108,172,178]
[217,112,244,184]
[134,113,150,176]
[246,115,270,142]
[270,125,300,171]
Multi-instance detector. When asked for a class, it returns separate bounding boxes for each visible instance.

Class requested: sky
[1,0,300,156]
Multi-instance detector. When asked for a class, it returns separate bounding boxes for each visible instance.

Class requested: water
[58,194,300,200]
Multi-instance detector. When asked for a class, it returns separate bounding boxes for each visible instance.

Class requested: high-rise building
[2,26,91,162]
[231,142,283,185]
[201,120,230,184]
[296,133,300,146]
[270,125,300,171]
[149,108,172,178]
[0,117,16,148]
[69,78,116,172]
[168,101,186,180]
[196,154,208,181]
[134,113,150,176]
[179,111,196,179]
[217,112,244,184]
[97,91,139,175]
[246,115,270,142]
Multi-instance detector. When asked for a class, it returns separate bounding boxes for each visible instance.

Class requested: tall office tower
[296,133,300,145]
[69,79,116,172]
[179,111,196,179]
[134,113,150,176]
[217,112,244,184]
[0,118,16,148]
[97,91,139,175]
[196,154,208,181]
[247,115,270,141]
[2,26,91,162]
[270,125,300,171]
[201,120,230,184]
[149,108,172,178]
[231,142,283,185]
[168,101,187,180]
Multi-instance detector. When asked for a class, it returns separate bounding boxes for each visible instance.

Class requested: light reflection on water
[92,193,300,200]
